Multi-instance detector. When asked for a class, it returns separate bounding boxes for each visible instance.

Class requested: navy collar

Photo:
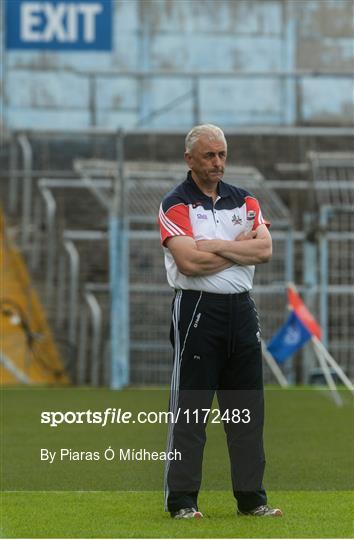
[186,170,231,199]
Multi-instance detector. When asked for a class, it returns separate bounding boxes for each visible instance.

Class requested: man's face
[184,136,227,185]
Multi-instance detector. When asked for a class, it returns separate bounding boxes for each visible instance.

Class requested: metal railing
[32,178,111,302]
[306,151,354,378]
[308,151,354,207]
[7,129,122,246]
[57,230,109,345]
[319,206,354,376]
[77,283,109,386]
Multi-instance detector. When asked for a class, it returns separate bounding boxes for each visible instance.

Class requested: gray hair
[185,124,227,153]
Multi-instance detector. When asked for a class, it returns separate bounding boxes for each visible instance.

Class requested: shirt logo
[197,213,208,220]
[232,213,242,225]
[284,327,301,345]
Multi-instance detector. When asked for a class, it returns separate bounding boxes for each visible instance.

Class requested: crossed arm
[165,224,272,277]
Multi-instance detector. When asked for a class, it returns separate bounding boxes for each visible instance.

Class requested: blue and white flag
[267,311,312,363]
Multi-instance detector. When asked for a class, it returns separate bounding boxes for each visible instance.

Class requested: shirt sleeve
[158,202,194,246]
[245,196,270,229]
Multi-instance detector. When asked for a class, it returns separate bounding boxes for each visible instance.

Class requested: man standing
[158,124,282,519]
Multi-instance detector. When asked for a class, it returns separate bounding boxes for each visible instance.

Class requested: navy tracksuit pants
[164,289,267,513]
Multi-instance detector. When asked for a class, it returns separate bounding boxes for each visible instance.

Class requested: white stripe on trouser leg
[164,291,203,510]
[164,290,182,510]
[168,291,181,420]
[164,292,180,509]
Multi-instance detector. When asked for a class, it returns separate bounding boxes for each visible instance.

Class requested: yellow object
[0,209,70,385]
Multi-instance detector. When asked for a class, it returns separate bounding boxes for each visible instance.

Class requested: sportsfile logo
[6,0,112,50]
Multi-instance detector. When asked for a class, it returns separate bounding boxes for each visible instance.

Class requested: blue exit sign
[6,0,112,51]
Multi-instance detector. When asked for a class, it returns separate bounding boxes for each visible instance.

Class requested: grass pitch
[1,386,353,538]
[2,490,353,538]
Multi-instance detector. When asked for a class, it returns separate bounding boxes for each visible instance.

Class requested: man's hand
[166,236,234,277]
[196,224,272,265]
[235,230,257,241]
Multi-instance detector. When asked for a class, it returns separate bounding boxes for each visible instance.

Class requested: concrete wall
[1,0,353,130]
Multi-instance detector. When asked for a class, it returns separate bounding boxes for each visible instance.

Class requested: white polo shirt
[158,171,269,294]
